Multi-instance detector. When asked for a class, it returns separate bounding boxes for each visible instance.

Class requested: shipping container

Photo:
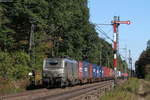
[110,68,114,77]
[96,65,101,78]
[103,67,106,78]
[82,61,90,79]
[103,67,110,78]
[92,64,97,79]
[78,61,83,80]
[123,73,128,77]
[107,67,113,78]
[99,66,103,78]
[89,64,93,79]
[101,66,104,78]
[108,68,111,77]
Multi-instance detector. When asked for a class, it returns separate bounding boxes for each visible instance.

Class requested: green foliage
[136,41,150,78]
[0,79,27,95]
[0,4,15,51]
[11,51,31,79]
[0,0,121,80]
[147,40,150,49]
[145,74,150,81]
[0,52,13,79]
[0,51,30,80]
[101,78,140,100]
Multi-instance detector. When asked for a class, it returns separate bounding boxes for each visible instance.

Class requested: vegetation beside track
[0,79,29,95]
[101,78,150,100]
[136,40,150,78]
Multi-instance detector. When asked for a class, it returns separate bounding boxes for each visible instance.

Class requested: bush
[101,78,140,100]
[0,52,13,79]
[11,51,31,79]
[145,74,150,81]
[0,51,31,80]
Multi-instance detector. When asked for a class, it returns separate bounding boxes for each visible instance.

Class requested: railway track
[0,79,124,100]
[35,80,114,100]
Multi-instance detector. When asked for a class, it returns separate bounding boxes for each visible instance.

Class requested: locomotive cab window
[48,61,58,65]
[45,59,62,68]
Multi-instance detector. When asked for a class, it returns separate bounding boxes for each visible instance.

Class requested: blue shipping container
[99,66,103,78]
[96,65,101,78]
[82,61,89,78]
[92,64,97,78]
[101,67,104,78]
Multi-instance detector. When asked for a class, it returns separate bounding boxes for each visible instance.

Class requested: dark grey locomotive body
[42,58,78,87]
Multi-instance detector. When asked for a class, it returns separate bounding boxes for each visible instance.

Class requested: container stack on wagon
[78,61,83,83]
[96,65,102,81]
[89,64,92,82]
[103,67,109,79]
[92,64,97,81]
[82,61,90,83]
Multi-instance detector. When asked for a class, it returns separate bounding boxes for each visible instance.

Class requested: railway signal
[111,21,131,25]
[111,16,131,73]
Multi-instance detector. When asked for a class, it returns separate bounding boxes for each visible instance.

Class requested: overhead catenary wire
[95,25,113,42]
[95,23,127,71]
[95,24,113,67]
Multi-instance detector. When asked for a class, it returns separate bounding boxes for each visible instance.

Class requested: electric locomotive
[42,58,79,88]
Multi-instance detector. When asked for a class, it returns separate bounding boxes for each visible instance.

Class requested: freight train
[40,58,128,88]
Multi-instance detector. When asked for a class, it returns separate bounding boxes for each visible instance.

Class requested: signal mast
[111,16,131,73]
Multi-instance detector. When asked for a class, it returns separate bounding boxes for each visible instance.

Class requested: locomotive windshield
[45,59,62,68]
[47,61,58,65]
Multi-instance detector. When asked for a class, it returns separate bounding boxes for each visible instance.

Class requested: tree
[147,40,150,49]
[0,0,118,80]
[136,47,150,78]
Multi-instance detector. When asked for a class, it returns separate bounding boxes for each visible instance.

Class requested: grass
[100,78,140,100]
[145,74,150,81]
[0,79,28,95]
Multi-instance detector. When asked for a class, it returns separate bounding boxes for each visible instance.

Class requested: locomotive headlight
[59,69,64,73]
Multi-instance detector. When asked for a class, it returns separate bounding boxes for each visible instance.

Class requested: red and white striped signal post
[111,16,130,73]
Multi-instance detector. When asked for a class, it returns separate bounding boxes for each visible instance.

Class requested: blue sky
[88,0,150,69]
